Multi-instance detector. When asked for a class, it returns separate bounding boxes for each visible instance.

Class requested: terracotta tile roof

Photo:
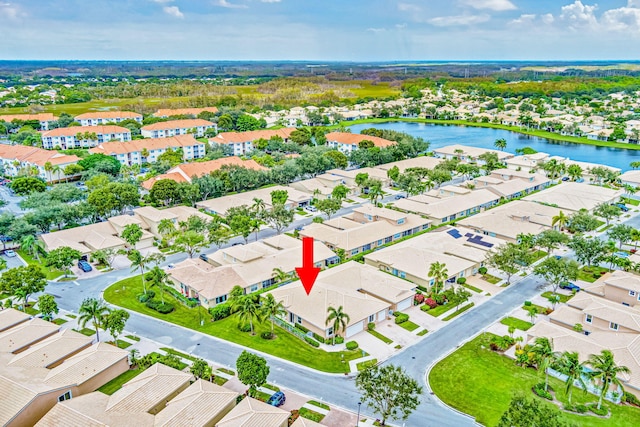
[141,173,188,190]
[0,144,80,167]
[141,119,213,131]
[325,132,396,147]
[0,113,57,122]
[75,111,141,120]
[211,128,296,144]
[153,107,218,117]
[42,125,130,137]
[89,134,202,156]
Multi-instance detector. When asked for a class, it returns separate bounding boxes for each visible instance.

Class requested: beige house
[324,167,392,191]
[620,170,640,188]
[288,173,350,199]
[393,188,500,225]
[522,182,623,213]
[40,206,207,255]
[375,156,443,174]
[299,205,431,257]
[268,261,416,339]
[168,235,338,308]
[432,144,513,164]
[0,309,129,427]
[196,185,312,217]
[583,270,640,307]
[364,227,503,288]
[216,397,289,427]
[505,152,550,172]
[458,200,561,242]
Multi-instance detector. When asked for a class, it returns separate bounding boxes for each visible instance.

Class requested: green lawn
[98,368,144,395]
[481,274,502,285]
[110,340,132,349]
[429,333,640,427]
[442,303,475,321]
[417,329,429,336]
[299,407,326,423]
[52,318,68,325]
[541,291,573,304]
[367,330,393,344]
[398,320,420,332]
[500,317,533,331]
[356,359,378,371]
[160,347,197,362]
[104,276,361,373]
[621,197,640,206]
[307,400,330,411]
[461,283,482,293]
[125,335,140,341]
[530,250,548,263]
[217,367,235,376]
[73,327,96,336]
[577,266,609,283]
[425,303,456,318]
[522,303,548,315]
[16,249,65,280]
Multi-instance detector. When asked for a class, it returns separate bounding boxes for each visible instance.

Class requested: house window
[326,327,333,336]
[397,218,405,225]
[215,295,227,304]
[377,239,383,246]
[630,290,636,297]
[296,316,302,324]
[610,322,619,331]
[369,314,375,322]
[351,248,359,256]
[250,285,259,292]
[399,271,406,279]
[58,391,72,402]
[393,233,401,239]
[585,314,592,324]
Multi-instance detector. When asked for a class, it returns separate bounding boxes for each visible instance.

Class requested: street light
[356,401,362,426]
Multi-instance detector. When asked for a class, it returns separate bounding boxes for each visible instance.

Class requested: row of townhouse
[140,119,215,138]
[74,111,142,126]
[0,145,80,183]
[41,125,131,149]
[0,113,58,130]
[89,134,206,166]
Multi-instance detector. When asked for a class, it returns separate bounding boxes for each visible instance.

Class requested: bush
[532,383,552,400]
[417,285,428,292]
[334,336,344,344]
[294,323,309,333]
[145,300,174,314]
[312,332,325,344]
[456,277,466,284]
[563,403,576,412]
[260,331,274,340]
[425,298,437,309]
[304,336,320,347]
[588,404,608,416]
[434,293,446,304]
[478,267,487,275]
[394,313,409,324]
[346,341,359,350]
[575,404,588,413]
[137,290,156,303]
[524,301,532,307]
[414,294,425,305]
[237,323,252,332]
[623,391,640,406]
[420,304,430,312]
[209,303,231,321]
[368,322,376,331]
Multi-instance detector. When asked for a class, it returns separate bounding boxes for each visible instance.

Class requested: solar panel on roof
[447,229,462,239]
[465,233,473,237]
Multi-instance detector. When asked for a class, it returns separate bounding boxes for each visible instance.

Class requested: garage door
[346,320,365,338]
[396,297,412,311]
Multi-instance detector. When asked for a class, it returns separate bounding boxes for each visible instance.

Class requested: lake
[348,122,640,172]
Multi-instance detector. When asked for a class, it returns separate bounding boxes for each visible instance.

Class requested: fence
[271,316,308,342]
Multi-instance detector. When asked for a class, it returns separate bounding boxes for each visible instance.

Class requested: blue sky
[1,0,639,60]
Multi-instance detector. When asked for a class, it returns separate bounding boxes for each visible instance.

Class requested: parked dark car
[77,260,93,272]
[267,391,286,407]
[199,253,208,262]
[614,203,630,212]
[560,282,580,292]
[561,176,570,182]
[394,194,406,200]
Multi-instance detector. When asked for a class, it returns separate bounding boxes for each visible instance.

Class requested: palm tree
[530,337,558,392]
[558,351,588,405]
[261,293,287,336]
[147,265,168,304]
[631,228,640,251]
[494,138,507,151]
[587,349,631,410]
[552,211,568,231]
[233,295,262,335]
[44,161,53,184]
[78,298,111,342]
[20,235,44,261]
[271,267,290,284]
[567,164,583,181]
[623,184,638,199]
[157,219,176,238]
[0,258,6,271]
[326,305,350,345]
[129,250,151,295]
[52,165,62,183]
[428,261,449,294]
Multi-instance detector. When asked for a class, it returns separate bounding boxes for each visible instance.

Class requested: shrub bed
[394,313,409,324]
[145,300,174,314]
[346,341,359,350]
[588,404,609,416]
[137,291,155,303]
[304,336,320,347]
[261,331,274,340]
[334,336,344,344]
[425,298,437,309]
[532,383,553,400]
[209,303,231,320]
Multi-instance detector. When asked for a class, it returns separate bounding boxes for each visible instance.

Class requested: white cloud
[395,23,407,29]
[628,0,640,7]
[459,0,516,11]
[152,0,174,3]
[260,0,281,3]
[541,13,555,25]
[163,5,184,18]
[398,3,421,12]
[559,1,598,28]
[0,2,21,20]
[602,4,640,32]
[216,0,248,8]
[367,27,386,33]
[510,14,536,25]
[428,14,490,27]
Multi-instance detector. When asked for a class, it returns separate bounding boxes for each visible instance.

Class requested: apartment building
[0,145,80,183]
[141,119,215,138]
[152,107,219,118]
[325,132,396,154]
[0,113,58,130]
[89,134,206,166]
[74,111,142,126]
[209,128,296,156]
[41,125,131,149]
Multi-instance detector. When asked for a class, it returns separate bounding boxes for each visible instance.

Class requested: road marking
[74,281,80,286]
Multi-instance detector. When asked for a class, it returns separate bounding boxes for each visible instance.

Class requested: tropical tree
[46,246,82,278]
[530,337,558,392]
[20,234,44,261]
[551,210,569,230]
[567,164,583,181]
[157,218,177,239]
[190,358,212,380]
[494,138,507,151]
[147,265,168,304]
[78,297,111,341]
[236,351,270,397]
[233,295,263,335]
[104,309,129,347]
[428,261,449,294]
[326,305,350,345]
[121,223,143,249]
[587,349,631,410]
[593,203,621,226]
[129,250,151,295]
[271,267,290,284]
[608,224,634,249]
[37,294,59,321]
[261,293,287,336]
[533,256,579,295]
[173,230,207,258]
[91,248,118,269]
[558,351,588,405]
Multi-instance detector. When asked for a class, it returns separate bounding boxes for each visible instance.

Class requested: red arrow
[295,237,321,295]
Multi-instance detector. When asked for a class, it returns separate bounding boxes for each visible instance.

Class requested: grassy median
[104,276,361,373]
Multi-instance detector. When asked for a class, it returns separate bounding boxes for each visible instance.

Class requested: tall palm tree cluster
[229,288,286,337]
[519,337,630,410]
